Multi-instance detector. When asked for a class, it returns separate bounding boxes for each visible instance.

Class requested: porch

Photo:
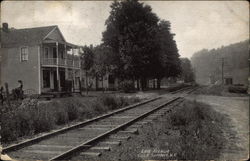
[41,40,81,69]
[41,58,80,68]
[40,39,81,94]
[41,67,81,93]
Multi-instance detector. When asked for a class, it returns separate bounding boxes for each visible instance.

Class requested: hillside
[191,40,249,85]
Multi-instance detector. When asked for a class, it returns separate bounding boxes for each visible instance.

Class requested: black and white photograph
[0,0,249,160]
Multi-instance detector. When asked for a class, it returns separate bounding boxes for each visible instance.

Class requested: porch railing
[41,58,80,68]
[41,58,57,66]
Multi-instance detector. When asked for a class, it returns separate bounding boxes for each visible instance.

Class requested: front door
[53,71,58,91]
[42,70,50,88]
[60,71,66,91]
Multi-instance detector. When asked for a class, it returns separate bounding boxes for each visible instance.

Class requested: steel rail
[4,85,197,160]
[185,86,200,94]
[49,97,181,160]
[2,96,160,153]
[170,86,192,94]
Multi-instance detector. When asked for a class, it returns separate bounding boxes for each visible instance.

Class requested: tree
[80,45,94,94]
[153,20,181,88]
[191,39,248,85]
[102,0,160,90]
[180,58,194,82]
[91,44,114,92]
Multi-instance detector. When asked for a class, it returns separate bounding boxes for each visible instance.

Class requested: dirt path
[186,94,249,160]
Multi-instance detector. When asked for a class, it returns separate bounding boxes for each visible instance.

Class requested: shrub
[168,100,229,159]
[33,104,55,133]
[98,95,118,110]
[118,80,135,93]
[170,101,206,127]
[1,95,141,143]
[1,111,20,142]
[228,85,247,93]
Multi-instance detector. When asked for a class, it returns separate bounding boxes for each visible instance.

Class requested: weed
[169,100,228,159]
[1,95,140,143]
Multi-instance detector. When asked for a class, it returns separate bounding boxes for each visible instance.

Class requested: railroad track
[170,85,195,94]
[3,86,198,160]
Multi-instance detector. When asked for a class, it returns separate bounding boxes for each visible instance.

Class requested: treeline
[81,0,182,90]
[191,39,249,85]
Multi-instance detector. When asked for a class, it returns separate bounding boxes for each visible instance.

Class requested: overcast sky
[1,1,249,58]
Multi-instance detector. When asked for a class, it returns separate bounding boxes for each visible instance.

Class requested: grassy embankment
[99,100,231,161]
[193,85,248,96]
[1,95,140,144]
[167,100,228,159]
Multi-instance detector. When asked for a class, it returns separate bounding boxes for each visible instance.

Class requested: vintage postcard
[0,1,249,161]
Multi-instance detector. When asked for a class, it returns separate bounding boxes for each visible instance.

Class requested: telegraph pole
[221,58,224,85]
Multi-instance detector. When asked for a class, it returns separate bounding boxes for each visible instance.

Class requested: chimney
[2,23,9,32]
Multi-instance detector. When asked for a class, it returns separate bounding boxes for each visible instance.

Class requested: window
[52,47,57,58]
[44,47,49,58]
[20,47,28,61]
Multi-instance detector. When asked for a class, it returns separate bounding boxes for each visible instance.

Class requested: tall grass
[169,101,228,160]
[1,95,140,143]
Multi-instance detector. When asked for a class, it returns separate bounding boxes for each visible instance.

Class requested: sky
[1,1,249,58]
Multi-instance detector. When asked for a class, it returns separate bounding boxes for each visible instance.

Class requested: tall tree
[102,0,160,90]
[180,58,194,82]
[153,20,181,88]
[91,44,114,92]
[80,45,94,94]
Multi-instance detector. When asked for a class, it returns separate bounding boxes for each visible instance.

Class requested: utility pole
[221,58,224,85]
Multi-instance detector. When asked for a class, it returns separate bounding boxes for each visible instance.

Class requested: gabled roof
[1,25,65,47]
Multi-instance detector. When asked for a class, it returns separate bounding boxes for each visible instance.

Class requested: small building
[80,72,118,91]
[223,68,248,86]
[0,23,81,94]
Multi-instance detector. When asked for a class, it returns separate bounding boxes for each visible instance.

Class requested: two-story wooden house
[0,23,81,94]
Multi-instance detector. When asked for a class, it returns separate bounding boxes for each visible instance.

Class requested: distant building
[223,68,248,85]
[0,23,81,94]
[80,71,118,91]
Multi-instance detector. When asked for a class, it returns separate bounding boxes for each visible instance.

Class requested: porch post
[79,47,82,82]
[56,42,61,91]
[64,43,67,79]
[64,44,67,67]
[38,44,41,94]
[72,48,75,92]
[78,47,82,94]
[64,43,68,92]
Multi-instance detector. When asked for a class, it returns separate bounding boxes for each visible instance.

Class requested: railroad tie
[142,119,153,122]
[90,125,116,128]
[135,121,148,125]
[110,116,134,119]
[80,152,102,157]
[152,113,164,116]
[119,128,138,134]
[129,124,142,128]
[109,135,131,140]
[90,146,111,151]
[79,145,92,148]
[21,150,61,155]
[26,144,74,150]
[79,127,110,130]
[101,141,121,146]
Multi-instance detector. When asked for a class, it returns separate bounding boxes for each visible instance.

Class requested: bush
[33,104,55,133]
[169,100,228,159]
[98,95,118,110]
[1,95,141,143]
[228,85,247,93]
[118,80,135,93]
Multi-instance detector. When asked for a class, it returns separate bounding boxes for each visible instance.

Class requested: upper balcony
[41,58,80,69]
